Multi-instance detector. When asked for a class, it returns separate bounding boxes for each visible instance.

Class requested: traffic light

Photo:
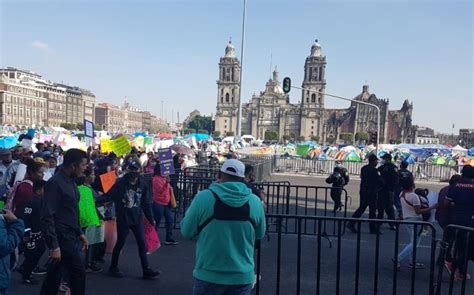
[283,77,291,93]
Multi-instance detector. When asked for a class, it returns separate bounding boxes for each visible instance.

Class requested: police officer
[347,154,383,234]
[394,160,414,219]
[377,153,399,230]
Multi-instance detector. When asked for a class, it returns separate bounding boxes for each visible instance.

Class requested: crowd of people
[0,138,471,294]
[342,153,474,282]
[0,140,267,295]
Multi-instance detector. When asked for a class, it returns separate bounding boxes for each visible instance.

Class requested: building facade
[0,67,96,127]
[215,40,415,144]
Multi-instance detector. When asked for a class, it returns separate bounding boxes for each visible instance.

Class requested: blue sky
[1,0,472,133]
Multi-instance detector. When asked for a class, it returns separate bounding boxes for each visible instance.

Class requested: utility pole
[235,0,246,142]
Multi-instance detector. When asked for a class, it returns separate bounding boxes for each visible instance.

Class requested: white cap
[220,159,245,178]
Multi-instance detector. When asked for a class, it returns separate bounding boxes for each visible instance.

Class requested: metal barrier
[435,224,474,295]
[240,154,463,181]
[255,215,439,295]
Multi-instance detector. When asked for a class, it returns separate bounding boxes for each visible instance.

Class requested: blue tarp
[188,133,209,141]
[0,136,18,149]
[468,148,474,157]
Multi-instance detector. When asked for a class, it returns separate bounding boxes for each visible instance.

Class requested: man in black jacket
[347,154,384,234]
[98,162,160,279]
[40,148,88,295]
[377,153,399,230]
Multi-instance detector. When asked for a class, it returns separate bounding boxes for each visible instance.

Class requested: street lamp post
[235,0,246,143]
[292,86,381,154]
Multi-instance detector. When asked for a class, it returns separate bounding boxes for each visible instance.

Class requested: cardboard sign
[111,135,132,157]
[158,148,175,176]
[99,171,117,193]
[84,120,94,138]
[100,138,112,153]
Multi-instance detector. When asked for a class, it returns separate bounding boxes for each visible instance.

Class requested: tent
[403,154,416,165]
[468,148,474,157]
[451,145,467,155]
[188,133,209,141]
[346,151,362,162]
[432,157,446,165]
[0,136,18,149]
[296,145,311,157]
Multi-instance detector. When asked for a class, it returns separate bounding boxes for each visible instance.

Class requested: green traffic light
[283,77,291,94]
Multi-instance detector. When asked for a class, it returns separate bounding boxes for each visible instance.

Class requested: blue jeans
[192,278,253,295]
[152,203,174,241]
[397,217,425,262]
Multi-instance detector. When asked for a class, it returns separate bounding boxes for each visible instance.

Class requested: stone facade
[215,41,415,144]
[0,67,95,127]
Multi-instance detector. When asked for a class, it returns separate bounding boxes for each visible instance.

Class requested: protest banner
[99,171,117,193]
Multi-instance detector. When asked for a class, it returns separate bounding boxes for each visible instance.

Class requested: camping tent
[346,151,362,162]
[452,145,468,155]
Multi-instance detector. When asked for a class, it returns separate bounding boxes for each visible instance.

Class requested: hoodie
[180,181,266,285]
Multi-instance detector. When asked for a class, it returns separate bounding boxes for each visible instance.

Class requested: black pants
[330,189,343,211]
[111,222,148,270]
[40,239,85,295]
[21,240,46,279]
[349,193,377,232]
[377,190,396,221]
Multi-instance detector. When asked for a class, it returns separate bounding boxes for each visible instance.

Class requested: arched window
[232,68,235,81]
[309,68,312,81]
[225,93,230,102]
[319,96,322,104]
[311,93,316,103]
[221,89,224,95]
[221,97,223,103]
[306,97,309,103]
[222,70,225,80]
[231,97,234,102]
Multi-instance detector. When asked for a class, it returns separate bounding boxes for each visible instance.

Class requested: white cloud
[31,40,51,53]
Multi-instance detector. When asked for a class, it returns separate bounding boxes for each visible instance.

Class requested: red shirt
[152,176,171,206]
[12,181,34,215]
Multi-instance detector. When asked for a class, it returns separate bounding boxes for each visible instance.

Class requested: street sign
[158,148,175,176]
[84,119,94,138]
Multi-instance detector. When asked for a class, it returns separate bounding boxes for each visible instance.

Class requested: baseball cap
[0,149,11,157]
[128,160,141,171]
[220,159,245,178]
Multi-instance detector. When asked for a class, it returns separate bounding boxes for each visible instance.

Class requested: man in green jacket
[181,159,266,295]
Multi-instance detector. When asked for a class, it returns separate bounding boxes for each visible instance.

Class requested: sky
[0,0,472,133]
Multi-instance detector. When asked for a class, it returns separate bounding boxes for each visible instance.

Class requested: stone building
[215,40,415,144]
[0,67,96,127]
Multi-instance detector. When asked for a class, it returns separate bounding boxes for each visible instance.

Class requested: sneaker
[454,271,471,282]
[143,268,161,279]
[164,239,179,245]
[23,277,39,285]
[32,266,48,275]
[346,224,357,234]
[86,264,102,273]
[444,261,455,276]
[409,262,425,269]
[108,267,124,278]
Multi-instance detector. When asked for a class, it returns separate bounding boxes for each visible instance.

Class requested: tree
[297,136,305,142]
[264,130,278,141]
[355,132,369,142]
[310,135,320,142]
[60,123,77,131]
[76,123,84,131]
[197,129,209,135]
[226,131,235,136]
[212,131,221,137]
[339,133,354,144]
[186,115,212,134]
[282,135,291,141]
[182,128,194,135]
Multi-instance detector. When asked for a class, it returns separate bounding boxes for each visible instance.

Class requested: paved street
[10,175,472,295]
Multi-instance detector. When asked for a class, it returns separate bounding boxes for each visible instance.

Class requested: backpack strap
[197,189,256,234]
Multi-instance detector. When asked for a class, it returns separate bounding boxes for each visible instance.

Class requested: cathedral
[214,40,415,144]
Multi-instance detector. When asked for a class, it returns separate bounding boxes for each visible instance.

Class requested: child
[19,180,46,284]
[77,165,104,273]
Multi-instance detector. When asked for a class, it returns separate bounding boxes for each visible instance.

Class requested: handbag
[144,218,160,254]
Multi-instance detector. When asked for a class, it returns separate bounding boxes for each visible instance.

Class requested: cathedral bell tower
[215,39,241,136]
[300,40,327,139]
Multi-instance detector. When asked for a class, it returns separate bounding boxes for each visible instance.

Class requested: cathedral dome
[310,39,322,57]
[225,40,236,58]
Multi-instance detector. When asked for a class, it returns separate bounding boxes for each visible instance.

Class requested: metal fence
[255,215,441,295]
[435,224,474,295]
[240,154,463,181]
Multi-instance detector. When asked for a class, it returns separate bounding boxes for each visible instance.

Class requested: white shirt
[400,191,421,219]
